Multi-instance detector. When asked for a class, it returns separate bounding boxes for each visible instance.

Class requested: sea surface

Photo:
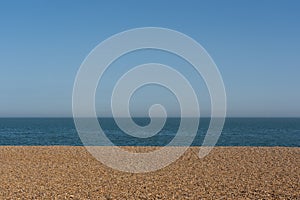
[0,118,299,146]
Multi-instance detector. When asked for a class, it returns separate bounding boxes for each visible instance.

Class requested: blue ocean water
[0,118,299,146]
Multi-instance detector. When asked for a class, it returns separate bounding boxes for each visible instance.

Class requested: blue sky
[0,0,299,117]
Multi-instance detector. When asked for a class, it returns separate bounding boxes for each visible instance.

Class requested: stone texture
[0,146,299,199]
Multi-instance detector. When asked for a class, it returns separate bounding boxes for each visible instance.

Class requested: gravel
[0,146,299,199]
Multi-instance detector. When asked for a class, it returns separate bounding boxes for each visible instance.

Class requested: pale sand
[0,146,299,199]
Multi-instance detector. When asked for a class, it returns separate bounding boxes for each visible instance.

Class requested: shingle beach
[0,146,299,199]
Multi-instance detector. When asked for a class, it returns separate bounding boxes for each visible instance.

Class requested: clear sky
[0,0,299,117]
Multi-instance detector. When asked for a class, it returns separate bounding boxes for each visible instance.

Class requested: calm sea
[0,118,299,146]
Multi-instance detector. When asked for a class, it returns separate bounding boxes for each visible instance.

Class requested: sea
[0,118,299,146]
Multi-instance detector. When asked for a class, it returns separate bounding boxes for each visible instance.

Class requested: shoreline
[1,146,299,199]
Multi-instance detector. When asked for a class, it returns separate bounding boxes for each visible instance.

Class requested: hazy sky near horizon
[0,0,299,117]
